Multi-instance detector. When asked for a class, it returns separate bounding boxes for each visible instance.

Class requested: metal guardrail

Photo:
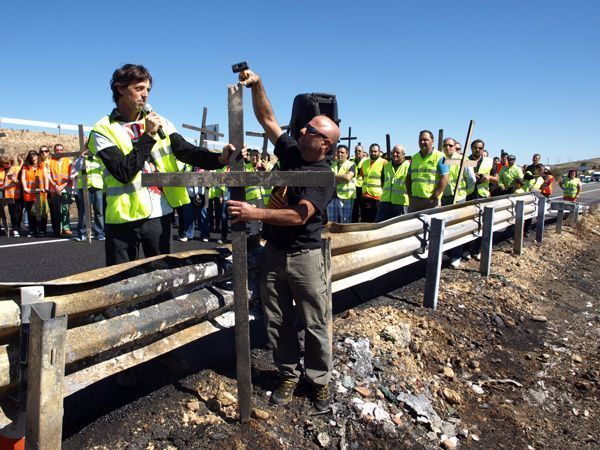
[0,193,585,446]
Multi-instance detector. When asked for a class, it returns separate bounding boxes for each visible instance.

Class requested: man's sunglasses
[305,124,329,140]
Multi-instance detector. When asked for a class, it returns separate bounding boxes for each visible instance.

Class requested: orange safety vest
[4,166,21,199]
[22,165,44,202]
[49,157,72,190]
[0,168,5,190]
[540,175,554,196]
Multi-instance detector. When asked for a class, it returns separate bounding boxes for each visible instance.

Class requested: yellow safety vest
[77,156,104,190]
[244,162,263,202]
[381,160,410,205]
[443,153,468,201]
[353,157,368,188]
[562,178,579,198]
[466,157,494,198]
[525,175,544,192]
[498,165,524,190]
[332,159,356,200]
[361,157,386,199]
[410,150,445,199]
[88,115,189,224]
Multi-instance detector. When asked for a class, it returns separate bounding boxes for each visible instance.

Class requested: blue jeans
[76,188,105,239]
[181,201,196,239]
[195,202,209,239]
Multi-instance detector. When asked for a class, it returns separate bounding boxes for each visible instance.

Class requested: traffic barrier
[0,192,580,446]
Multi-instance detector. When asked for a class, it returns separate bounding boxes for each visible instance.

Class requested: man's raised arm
[239,70,284,145]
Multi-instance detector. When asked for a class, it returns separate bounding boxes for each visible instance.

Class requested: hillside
[0,129,81,158]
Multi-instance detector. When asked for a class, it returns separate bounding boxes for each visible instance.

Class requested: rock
[472,434,480,441]
[217,391,237,407]
[345,337,373,378]
[186,400,200,412]
[206,398,221,412]
[442,436,459,449]
[354,386,371,398]
[471,384,484,395]
[392,415,404,426]
[492,315,505,328]
[380,324,412,348]
[572,354,583,363]
[442,388,462,405]
[443,367,456,379]
[532,315,548,322]
[468,360,480,370]
[396,392,443,429]
[316,432,330,448]
[251,408,269,420]
[341,375,355,389]
[542,353,551,360]
[529,389,546,405]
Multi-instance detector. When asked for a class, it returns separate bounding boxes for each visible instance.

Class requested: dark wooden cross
[339,126,356,152]
[438,129,444,152]
[245,125,288,160]
[60,126,93,243]
[142,77,334,423]
[182,107,225,148]
[385,133,391,159]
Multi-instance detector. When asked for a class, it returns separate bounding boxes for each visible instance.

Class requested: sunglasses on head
[305,123,329,140]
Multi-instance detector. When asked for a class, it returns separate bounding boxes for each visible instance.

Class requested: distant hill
[551,157,600,173]
[0,129,80,158]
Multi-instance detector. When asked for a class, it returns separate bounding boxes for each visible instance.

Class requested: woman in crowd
[20,150,48,237]
[2,156,23,236]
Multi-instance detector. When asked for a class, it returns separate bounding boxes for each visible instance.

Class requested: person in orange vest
[2,156,23,236]
[20,150,47,237]
[539,166,555,198]
[48,143,74,236]
[359,143,387,222]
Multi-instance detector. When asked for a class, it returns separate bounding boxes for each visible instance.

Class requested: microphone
[141,103,166,139]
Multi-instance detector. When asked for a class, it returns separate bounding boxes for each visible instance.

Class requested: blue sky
[1,0,598,165]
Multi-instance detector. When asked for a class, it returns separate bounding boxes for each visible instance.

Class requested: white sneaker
[450,258,461,269]
[217,239,224,244]
[473,253,481,261]
[12,230,20,237]
[201,238,209,242]
[177,236,189,242]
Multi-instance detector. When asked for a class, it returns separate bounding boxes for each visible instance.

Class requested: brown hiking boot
[311,384,331,412]
[270,379,297,405]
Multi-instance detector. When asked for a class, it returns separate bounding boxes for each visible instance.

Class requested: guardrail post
[480,207,494,277]
[573,204,580,224]
[556,202,564,234]
[25,302,67,450]
[568,203,577,226]
[514,200,525,256]
[535,196,546,243]
[19,287,45,405]
[424,218,445,310]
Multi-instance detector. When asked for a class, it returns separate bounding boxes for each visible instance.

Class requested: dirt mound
[64,213,600,449]
[0,129,80,158]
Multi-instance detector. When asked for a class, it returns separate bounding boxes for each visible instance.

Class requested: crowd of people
[0,62,588,413]
[0,132,584,243]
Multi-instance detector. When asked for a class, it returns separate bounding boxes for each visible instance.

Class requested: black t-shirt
[262,134,335,251]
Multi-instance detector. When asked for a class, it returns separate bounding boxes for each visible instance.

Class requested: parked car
[591,172,600,182]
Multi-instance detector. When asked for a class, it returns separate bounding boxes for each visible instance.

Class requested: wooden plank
[514,200,525,255]
[479,207,494,277]
[452,120,475,204]
[423,218,445,309]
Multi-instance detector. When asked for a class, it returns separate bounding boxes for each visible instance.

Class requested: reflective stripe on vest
[244,163,262,201]
[381,160,409,205]
[410,150,444,199]
[562,178,579,198]
[354,157,368,188]
[362,157,386,198]
[443,153,467,201]
[525,176,544,192]
[466,157,493,198]
[499,165,523,190]
[332,159,356,200]
[89,115,189,224]
[77,157,104,189]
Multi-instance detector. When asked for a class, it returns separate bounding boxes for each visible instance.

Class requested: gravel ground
[63,212,600,449]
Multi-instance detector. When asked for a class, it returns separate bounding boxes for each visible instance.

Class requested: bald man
[232,69,338,413]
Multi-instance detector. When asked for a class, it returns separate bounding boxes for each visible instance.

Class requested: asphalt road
[1,182,599,283]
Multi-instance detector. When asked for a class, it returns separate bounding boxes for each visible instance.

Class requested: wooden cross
[385,133,391,159]
[438,129,444,152]
[451,120,475,204]
[182,107,225,148]
[58,126,94,243]
[246,125,289,160]
[339,126,356,152]
[141,80,334,423]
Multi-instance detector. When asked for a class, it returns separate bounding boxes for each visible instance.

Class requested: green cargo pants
[260,243,332,387]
